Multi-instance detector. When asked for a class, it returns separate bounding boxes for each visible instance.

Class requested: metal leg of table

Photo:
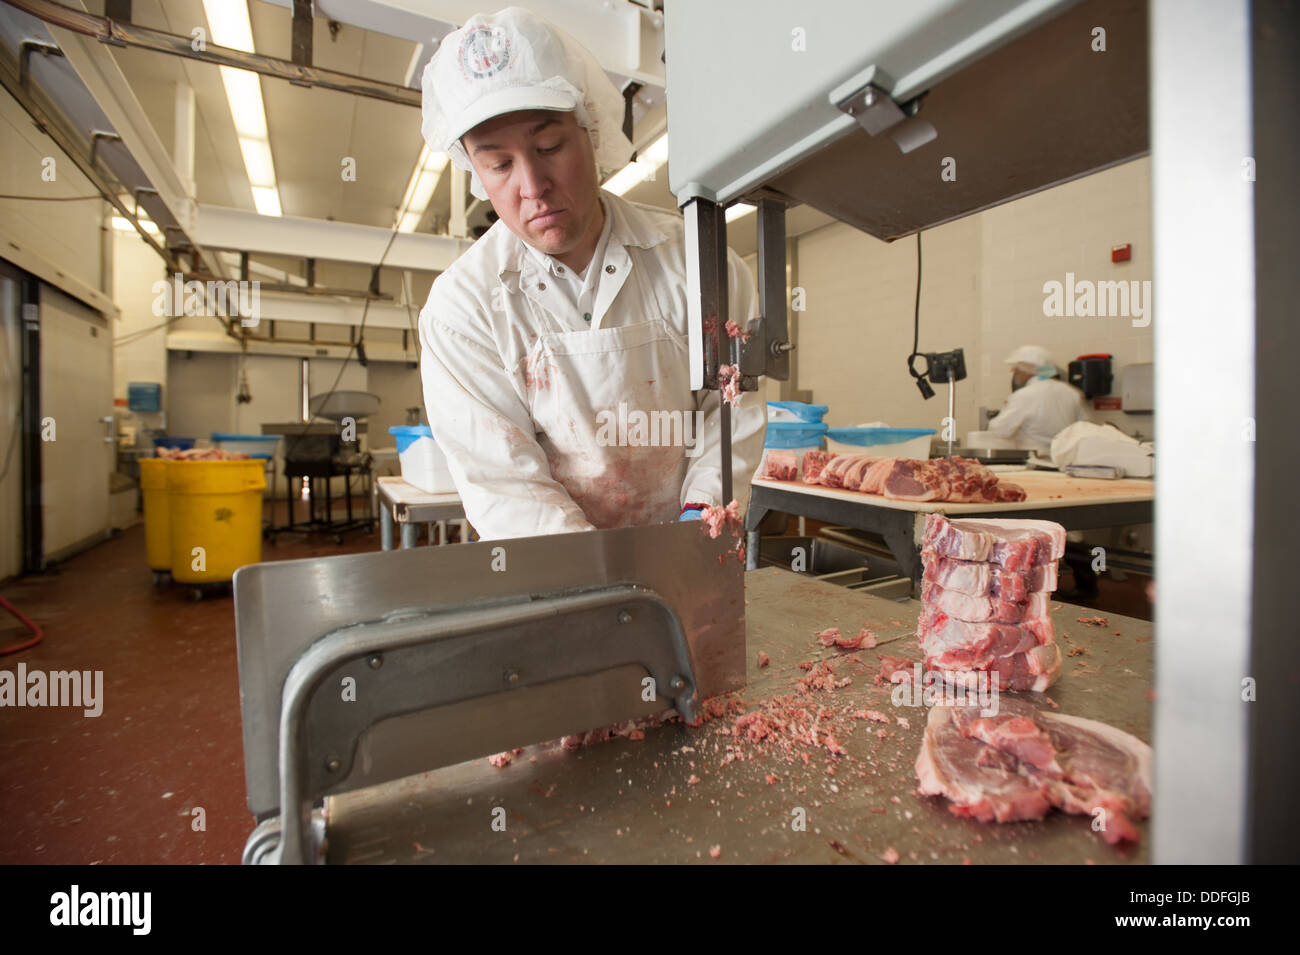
[400,522,418,550]
[744,503,770,571]
[876,511,924,596]
[380,506,394,551]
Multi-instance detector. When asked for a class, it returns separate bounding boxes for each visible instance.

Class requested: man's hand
[678,504,706,522]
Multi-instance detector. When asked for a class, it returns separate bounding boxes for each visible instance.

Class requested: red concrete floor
[0,503,381,865]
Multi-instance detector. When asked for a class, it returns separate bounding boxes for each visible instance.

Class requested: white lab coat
[418,190,767,541]
[989,377,1087,452]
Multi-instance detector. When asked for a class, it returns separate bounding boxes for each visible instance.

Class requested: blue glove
[678,505,705,522]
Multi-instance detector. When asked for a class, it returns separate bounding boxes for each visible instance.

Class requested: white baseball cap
[421,7,634,200]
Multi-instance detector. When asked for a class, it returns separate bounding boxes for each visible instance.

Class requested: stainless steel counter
[322,567,1152,864]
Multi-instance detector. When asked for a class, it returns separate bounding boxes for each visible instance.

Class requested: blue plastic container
[767,400,829,423]
[825,427,936,459]
[153,436,195,451]
[764,421,828,449]
[388,424,433,453]
[210,433,282,460]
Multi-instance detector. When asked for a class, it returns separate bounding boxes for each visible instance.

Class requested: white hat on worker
[420,7,634,200]
[1004,344,1054,369]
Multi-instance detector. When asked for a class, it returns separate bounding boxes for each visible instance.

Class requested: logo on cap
[460,27,510,79]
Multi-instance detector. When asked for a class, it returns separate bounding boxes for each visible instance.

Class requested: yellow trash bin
[139,457,172,573]
[167,459,267,584]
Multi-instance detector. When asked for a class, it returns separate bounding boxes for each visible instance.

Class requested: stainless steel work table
[745,470,1155,591]
[324,567,1152,864]
[375,476,467,550]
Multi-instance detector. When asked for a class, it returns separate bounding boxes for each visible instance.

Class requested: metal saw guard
[232,521,746,864]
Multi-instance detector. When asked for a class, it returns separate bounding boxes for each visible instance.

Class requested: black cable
[905,232,934,397]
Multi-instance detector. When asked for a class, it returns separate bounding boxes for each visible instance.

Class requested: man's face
[461,109,601,263]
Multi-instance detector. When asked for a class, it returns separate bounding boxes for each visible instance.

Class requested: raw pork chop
[859,457,896,494]
[915,706,1054,823]
[921,581,1051,624]
[921,551,1058,601]
[881,459,949,502]
[801,450,836,485]
[759,449,798,481]
[934,697,1153,843]
[820,453,862,489]
[841,455,882,491]
[917,607,1054,668]
[922,514,1066,570]
[930,642,1063,692]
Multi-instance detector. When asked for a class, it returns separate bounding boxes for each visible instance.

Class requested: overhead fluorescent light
[725,203,756,223]
[111,216,161,236]
[395,144,450,232]
[201,0,255,52]
[203,0,281,216]
[603,132,669,196]
[218,68,268,140]
[252,186,282,217]
[238,138,276,187]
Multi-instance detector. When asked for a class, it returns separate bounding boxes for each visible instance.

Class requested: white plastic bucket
[389,426,455,493]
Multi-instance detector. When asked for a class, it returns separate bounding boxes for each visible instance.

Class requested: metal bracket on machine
[836,81,937,154]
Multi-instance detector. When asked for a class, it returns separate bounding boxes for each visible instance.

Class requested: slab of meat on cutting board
[791,451,1027,502]
[916,698,1152,844]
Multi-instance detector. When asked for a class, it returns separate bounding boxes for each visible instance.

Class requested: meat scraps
[155,447,251,460]
[716,364,741,408]
[915,698,1152,844]
[698,500,741,539]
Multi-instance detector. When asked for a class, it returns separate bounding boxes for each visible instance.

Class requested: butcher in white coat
[417,8,766,540]
[989,344,1087,453]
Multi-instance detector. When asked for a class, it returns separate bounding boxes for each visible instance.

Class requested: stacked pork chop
[800,452,1027,503]
[915,697,1152,843]
[918,514,1066,692]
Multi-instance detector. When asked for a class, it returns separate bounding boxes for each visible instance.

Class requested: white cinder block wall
[752,157,1155,440]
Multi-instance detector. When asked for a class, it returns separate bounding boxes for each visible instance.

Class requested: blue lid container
[389,424,434,454]
[210,433,282,460]
[825,427,936,446]
[767,400,829,423]
[764,421,828,449]
[153,436,195,451]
